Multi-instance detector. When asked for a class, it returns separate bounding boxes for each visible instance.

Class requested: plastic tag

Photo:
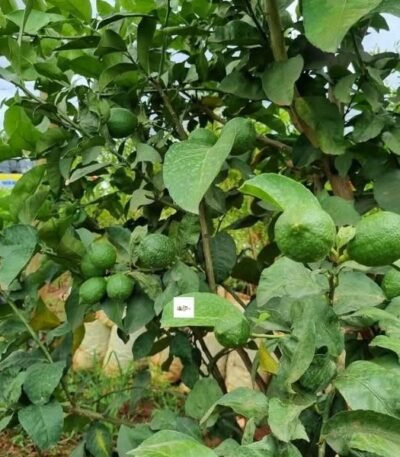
[173,296,195,318]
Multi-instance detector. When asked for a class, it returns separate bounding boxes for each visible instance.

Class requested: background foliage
[1,0,400,456]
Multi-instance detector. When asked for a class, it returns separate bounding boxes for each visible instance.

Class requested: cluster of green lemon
[79,234,176,305]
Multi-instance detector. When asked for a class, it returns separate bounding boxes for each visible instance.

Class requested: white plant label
[173,296,195,318]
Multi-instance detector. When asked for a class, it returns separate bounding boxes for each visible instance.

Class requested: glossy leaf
[303,0,382,52]
[240,173,320,212]
[161,292,244,328]
[164,119,242,214]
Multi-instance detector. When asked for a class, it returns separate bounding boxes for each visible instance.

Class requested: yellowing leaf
[259,342,279,374]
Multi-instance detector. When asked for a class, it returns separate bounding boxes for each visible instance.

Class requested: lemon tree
[1,0,400,456]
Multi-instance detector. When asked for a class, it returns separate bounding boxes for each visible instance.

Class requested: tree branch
[64,405,135,428]
[264,0,287,62]
[199,201,217,292]
[236,347,266,391]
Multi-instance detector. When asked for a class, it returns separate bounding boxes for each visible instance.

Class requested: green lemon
[215,316,251,348]
[88,241,117,270]
[107,107,137,138]
[188,128,218,146]
[347,211,400,267]
[79,277,107,304]
[224,117,257,155]
[137,234,176,269]
[275,209,336,263]
[81,254,105,278]
[382,268,400,299]
[106,274,135,301]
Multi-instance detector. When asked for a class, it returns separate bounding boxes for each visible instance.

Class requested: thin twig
[196,103,292,152]
[222,284,247,309]
[199,201,217,292]
[64,405,135,428]
[7,298,53,363]
[196,333,227,393]
[244,0,269,42]
[264,0,287,62]
[158,0,172,76]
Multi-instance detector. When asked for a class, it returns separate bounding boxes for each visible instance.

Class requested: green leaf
[335,360,400,418]
[268,396,314,442]
[374,0,400,16]
[201,388,269,424]
[278,301,316,389]
[0,224,38,290]
[18,401,64,450]
[129,430,217,457]
[161,292,244,328]
[210,20,260,46]
[262,56,304,106]
[370,335,400,360]
[69,56,103,79]
[117,425,153,457]
[333,271,385,315]
[0,371,26,408]
[124,291,155,334]
[134,143,161,165]
[319,196,361,226]
[374,170,400,213]
[240,173,320,212]
[0,415,13,433]
[137,16,156,73]
[210,232,237,283]
[95,29,127,57]
[185,378,223,420]
[257,257,326,306]
[86,422,113,457]
[6,9,64,34]
[303,0,382,52]
[333,74,357,104]
[352,113,386,143]
[68,163,109,183]
[214,436,278,457]
[164,119,242,214]
[322,411,400,457]
[47,0,92,21]
[56,36,100,51]
[383,129,400,155]
[23,361,65,405]
[294,97,345,155]
[219,72,264,100]
[4,105,40,153]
